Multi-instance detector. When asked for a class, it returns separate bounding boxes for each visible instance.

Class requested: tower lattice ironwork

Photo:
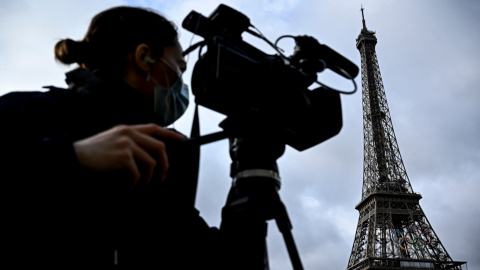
[346,7,467,270]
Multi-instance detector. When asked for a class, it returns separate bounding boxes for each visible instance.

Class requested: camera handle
[219,127,304,270]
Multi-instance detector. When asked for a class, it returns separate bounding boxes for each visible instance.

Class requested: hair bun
[54,38,86,65]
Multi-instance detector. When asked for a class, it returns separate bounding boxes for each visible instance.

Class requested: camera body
[182,4,358,151]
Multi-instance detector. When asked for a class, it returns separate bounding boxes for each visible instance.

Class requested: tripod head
[213,117,303,270]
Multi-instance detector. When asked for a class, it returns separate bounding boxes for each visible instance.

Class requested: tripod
[218,121,304,270]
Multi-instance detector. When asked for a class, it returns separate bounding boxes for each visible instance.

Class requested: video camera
[182,4,359,151]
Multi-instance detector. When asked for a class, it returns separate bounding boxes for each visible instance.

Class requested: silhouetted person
[0,6,223,269]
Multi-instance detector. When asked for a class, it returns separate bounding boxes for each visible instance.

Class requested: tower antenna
[360,5,367,30]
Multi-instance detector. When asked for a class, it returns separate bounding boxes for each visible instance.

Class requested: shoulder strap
[42,86,78,108]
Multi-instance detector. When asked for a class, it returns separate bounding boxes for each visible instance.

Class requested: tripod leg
[275,201,304,270]
[221,218,269,270]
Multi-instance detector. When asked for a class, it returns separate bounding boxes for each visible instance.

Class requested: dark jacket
[0,68,221,269]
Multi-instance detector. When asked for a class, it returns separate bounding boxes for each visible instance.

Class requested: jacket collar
[64,68,161,127]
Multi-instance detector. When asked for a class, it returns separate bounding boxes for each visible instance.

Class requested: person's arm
[0,91,184,194]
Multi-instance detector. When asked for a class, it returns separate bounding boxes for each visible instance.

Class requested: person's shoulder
[0,90,51,115]
[0,87,77,137]
[0,87,74,115]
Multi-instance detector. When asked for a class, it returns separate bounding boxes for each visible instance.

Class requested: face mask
[146,57,189,126]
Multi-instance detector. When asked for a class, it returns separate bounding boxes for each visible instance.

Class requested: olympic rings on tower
[391,231,432,251]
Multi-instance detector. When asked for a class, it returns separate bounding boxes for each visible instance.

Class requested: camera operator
[0,6,222,269]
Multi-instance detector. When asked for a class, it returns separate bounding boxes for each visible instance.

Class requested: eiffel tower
[346,6,467,270]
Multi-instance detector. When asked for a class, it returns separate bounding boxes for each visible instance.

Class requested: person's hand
[73,124,185,190]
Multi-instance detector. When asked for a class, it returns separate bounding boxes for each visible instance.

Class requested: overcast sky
[1,0,479,269]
